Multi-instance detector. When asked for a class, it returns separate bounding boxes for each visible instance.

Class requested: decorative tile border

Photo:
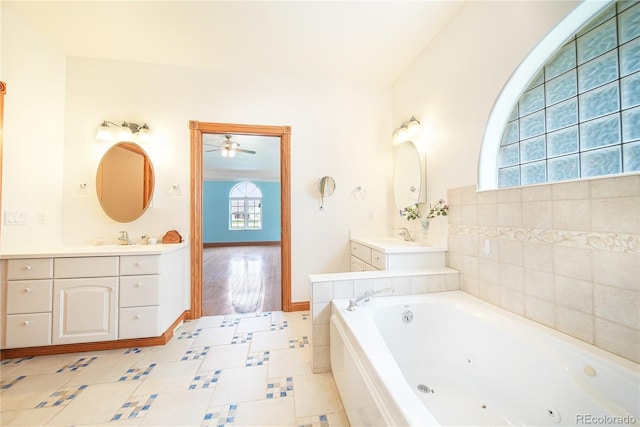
[36,384,88,408]
[203,404,237,427]
[220,319,240,328]
[123,348,143,354]
[1,375,26,391]
[182,346,210,361]
[1,357,33,366]
[111,394,157,421]
[56,356,98,373]
[246,351,270,367]
[266,376,293,399]
[119,364,156,381]
[231,332,253,344]
[190,371,221,390]
[289,336,309,349]
[297,414,329,427]
[177,328,203,339]
[449,224,639,253]
[270,320,288,330]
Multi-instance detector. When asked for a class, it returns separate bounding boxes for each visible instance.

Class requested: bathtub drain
[402,310,414,323]
[417,384,434,394]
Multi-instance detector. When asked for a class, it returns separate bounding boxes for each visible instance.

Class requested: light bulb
[397,124,409,143]
[137,123,152,143]
[221,148,228,157]
[407,116,421,136]
[95,121,113,142]
[228,149,236,158]
[118,122,133,140]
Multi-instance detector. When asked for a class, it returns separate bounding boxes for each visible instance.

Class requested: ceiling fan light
[228,149,236,158]
[221,148,228,157]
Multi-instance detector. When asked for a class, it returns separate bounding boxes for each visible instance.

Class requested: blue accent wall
[203,181,281,243]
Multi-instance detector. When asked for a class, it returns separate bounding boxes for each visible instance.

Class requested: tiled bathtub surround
[310,269,460,373]
[447,174,640,363]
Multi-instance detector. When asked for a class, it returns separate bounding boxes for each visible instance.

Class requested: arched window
[480,0,640,189]
[229,181,262,230]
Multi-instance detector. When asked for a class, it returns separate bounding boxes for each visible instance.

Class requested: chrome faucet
[347,287,395,311]
[399,227,414,242]
[118,231,134,245]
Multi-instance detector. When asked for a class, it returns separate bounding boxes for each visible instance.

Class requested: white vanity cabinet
[350,238,446,271]
[52,257,119,345]
[5,258,54,348]
[118,255,161,339]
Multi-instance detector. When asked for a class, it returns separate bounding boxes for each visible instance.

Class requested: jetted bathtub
[330,291,639,426]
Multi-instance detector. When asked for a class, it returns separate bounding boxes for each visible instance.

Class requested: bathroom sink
[371,238,423,246]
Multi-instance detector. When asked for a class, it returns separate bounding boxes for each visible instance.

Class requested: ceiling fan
[204,135,256,158]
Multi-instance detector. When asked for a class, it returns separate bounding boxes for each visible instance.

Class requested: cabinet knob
[24,287,32,293]
[109,286,115,291]
[24,265,32,271]
[135,261,142,266]
[134,282,142,287]
[23,320,31,326]
[135,314,142,320]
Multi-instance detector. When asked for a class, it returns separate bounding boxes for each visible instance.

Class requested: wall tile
[552,200,591,230]
[556,306,594,344]
[479,258,500,283]
[461,205,478,225]
[462,235,479,256]
[391,276,411,295]
[478,203,498,226]
[499,287,525,315]
[477,190,498,204]
[497,187,522,203]
[460,185,478,205]
[463,275,481,297]
[498,239,523,266]
[555,275,593,313]
[410,275,428,294]
[373,277,392,291]
[312,282,333,303]
[590,174,640,198]
[521,184,551,201]
[522,201,553,228]
[551,180,590,199]
[524,269,555,301]
[312,303,330,324]
[500,264,524,291]
[497,202,522,227]
[523,242,554,272]
[447,187,461,206]
[592,250,640,290]
[312,324,329,346]
[554,246,593,281]
[353,278,374,298]
[312,346,330,373]
[445,273,460,291]
[525,295,556,328]
[478,280,500,306]
[333,280,354,300]
[427,275,446,293]
[591,197,640,234]
[594,285,639,329]
[595,318,640,363]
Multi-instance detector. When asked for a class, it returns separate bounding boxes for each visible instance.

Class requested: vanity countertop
[0,242,188,259]
[351,237,447,254]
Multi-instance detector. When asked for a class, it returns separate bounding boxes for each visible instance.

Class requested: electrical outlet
[38,211,46,225]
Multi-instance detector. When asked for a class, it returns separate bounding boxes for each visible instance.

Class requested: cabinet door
[350,255,366,272]
[52,278,118,344]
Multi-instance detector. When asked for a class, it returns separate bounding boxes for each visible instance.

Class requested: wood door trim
[189,121,295,319]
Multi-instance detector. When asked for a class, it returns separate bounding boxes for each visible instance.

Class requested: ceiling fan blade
[205,148,221,152]
[236,148,256,154]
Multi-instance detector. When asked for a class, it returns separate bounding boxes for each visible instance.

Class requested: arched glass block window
[489,0,640,188]
[229,181,262,230]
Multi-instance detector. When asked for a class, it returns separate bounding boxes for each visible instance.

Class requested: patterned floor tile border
[289,336,309,349]
[182,346,210,361]
[1,375,26,391]
[177,328,203,339]
[449,224,640,253]
[231,332,253,344]
[246,351,270,367]
[119,363,156,381]
[111,394,158,421]
[266,376,293,399]
[123,347,143,354]
[36,384,88,408]
[0,356,34,366]
[56,356,98,373]
[189,370,221,390]
[220,318,240,328]
[270,320,288,330]
[297,414,329,427]
[202,403,237,427]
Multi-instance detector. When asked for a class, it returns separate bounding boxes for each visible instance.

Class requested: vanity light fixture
[393,115,421,143]
[96,120,152,142]
[407,116,421,136]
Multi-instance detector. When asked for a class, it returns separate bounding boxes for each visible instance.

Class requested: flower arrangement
[400,199,449,221]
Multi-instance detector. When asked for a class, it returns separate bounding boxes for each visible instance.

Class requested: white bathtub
[330,291,639,426]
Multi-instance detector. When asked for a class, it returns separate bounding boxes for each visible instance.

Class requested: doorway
[189,121,299,320]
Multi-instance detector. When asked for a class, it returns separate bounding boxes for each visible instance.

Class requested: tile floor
[0,311,349,426]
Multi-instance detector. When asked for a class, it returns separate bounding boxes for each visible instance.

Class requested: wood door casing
[189,121,305,320]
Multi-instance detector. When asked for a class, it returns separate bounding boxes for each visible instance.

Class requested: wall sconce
[393,115,421,144]
[96,120,152,143]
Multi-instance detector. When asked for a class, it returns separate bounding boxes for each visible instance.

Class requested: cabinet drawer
[120,275,160,307]
[54,257,119,278]
[7,258,53,280]
[120,255,160,276]
[5,313,52,348]
[371,249,387,270]
[119,306,159,339]
[350,241,371,264]
[6,280,53,314]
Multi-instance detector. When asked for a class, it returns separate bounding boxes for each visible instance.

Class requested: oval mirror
[393,141,423,211]
[96,142,154,223]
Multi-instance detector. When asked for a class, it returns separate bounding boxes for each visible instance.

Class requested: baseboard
[203,241,281,248]
[0,311,189,360]
[288,301,310,312]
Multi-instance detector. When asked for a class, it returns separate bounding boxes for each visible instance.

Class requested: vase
[420,218,430,230]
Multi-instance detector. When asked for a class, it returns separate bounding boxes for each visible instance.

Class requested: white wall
[1,8,66,249]
[392,1,579,245]
[1,9,395,304]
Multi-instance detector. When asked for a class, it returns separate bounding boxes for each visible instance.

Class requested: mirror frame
[393,140,423,211]
[96,141,155,223]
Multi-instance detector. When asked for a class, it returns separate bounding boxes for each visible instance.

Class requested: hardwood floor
[202,245,282,316]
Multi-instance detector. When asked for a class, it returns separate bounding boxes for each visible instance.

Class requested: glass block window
[229,181,262,230]
[498,1,640,187]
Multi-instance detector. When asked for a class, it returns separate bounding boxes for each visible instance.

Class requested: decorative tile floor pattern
[0,311,349,426]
